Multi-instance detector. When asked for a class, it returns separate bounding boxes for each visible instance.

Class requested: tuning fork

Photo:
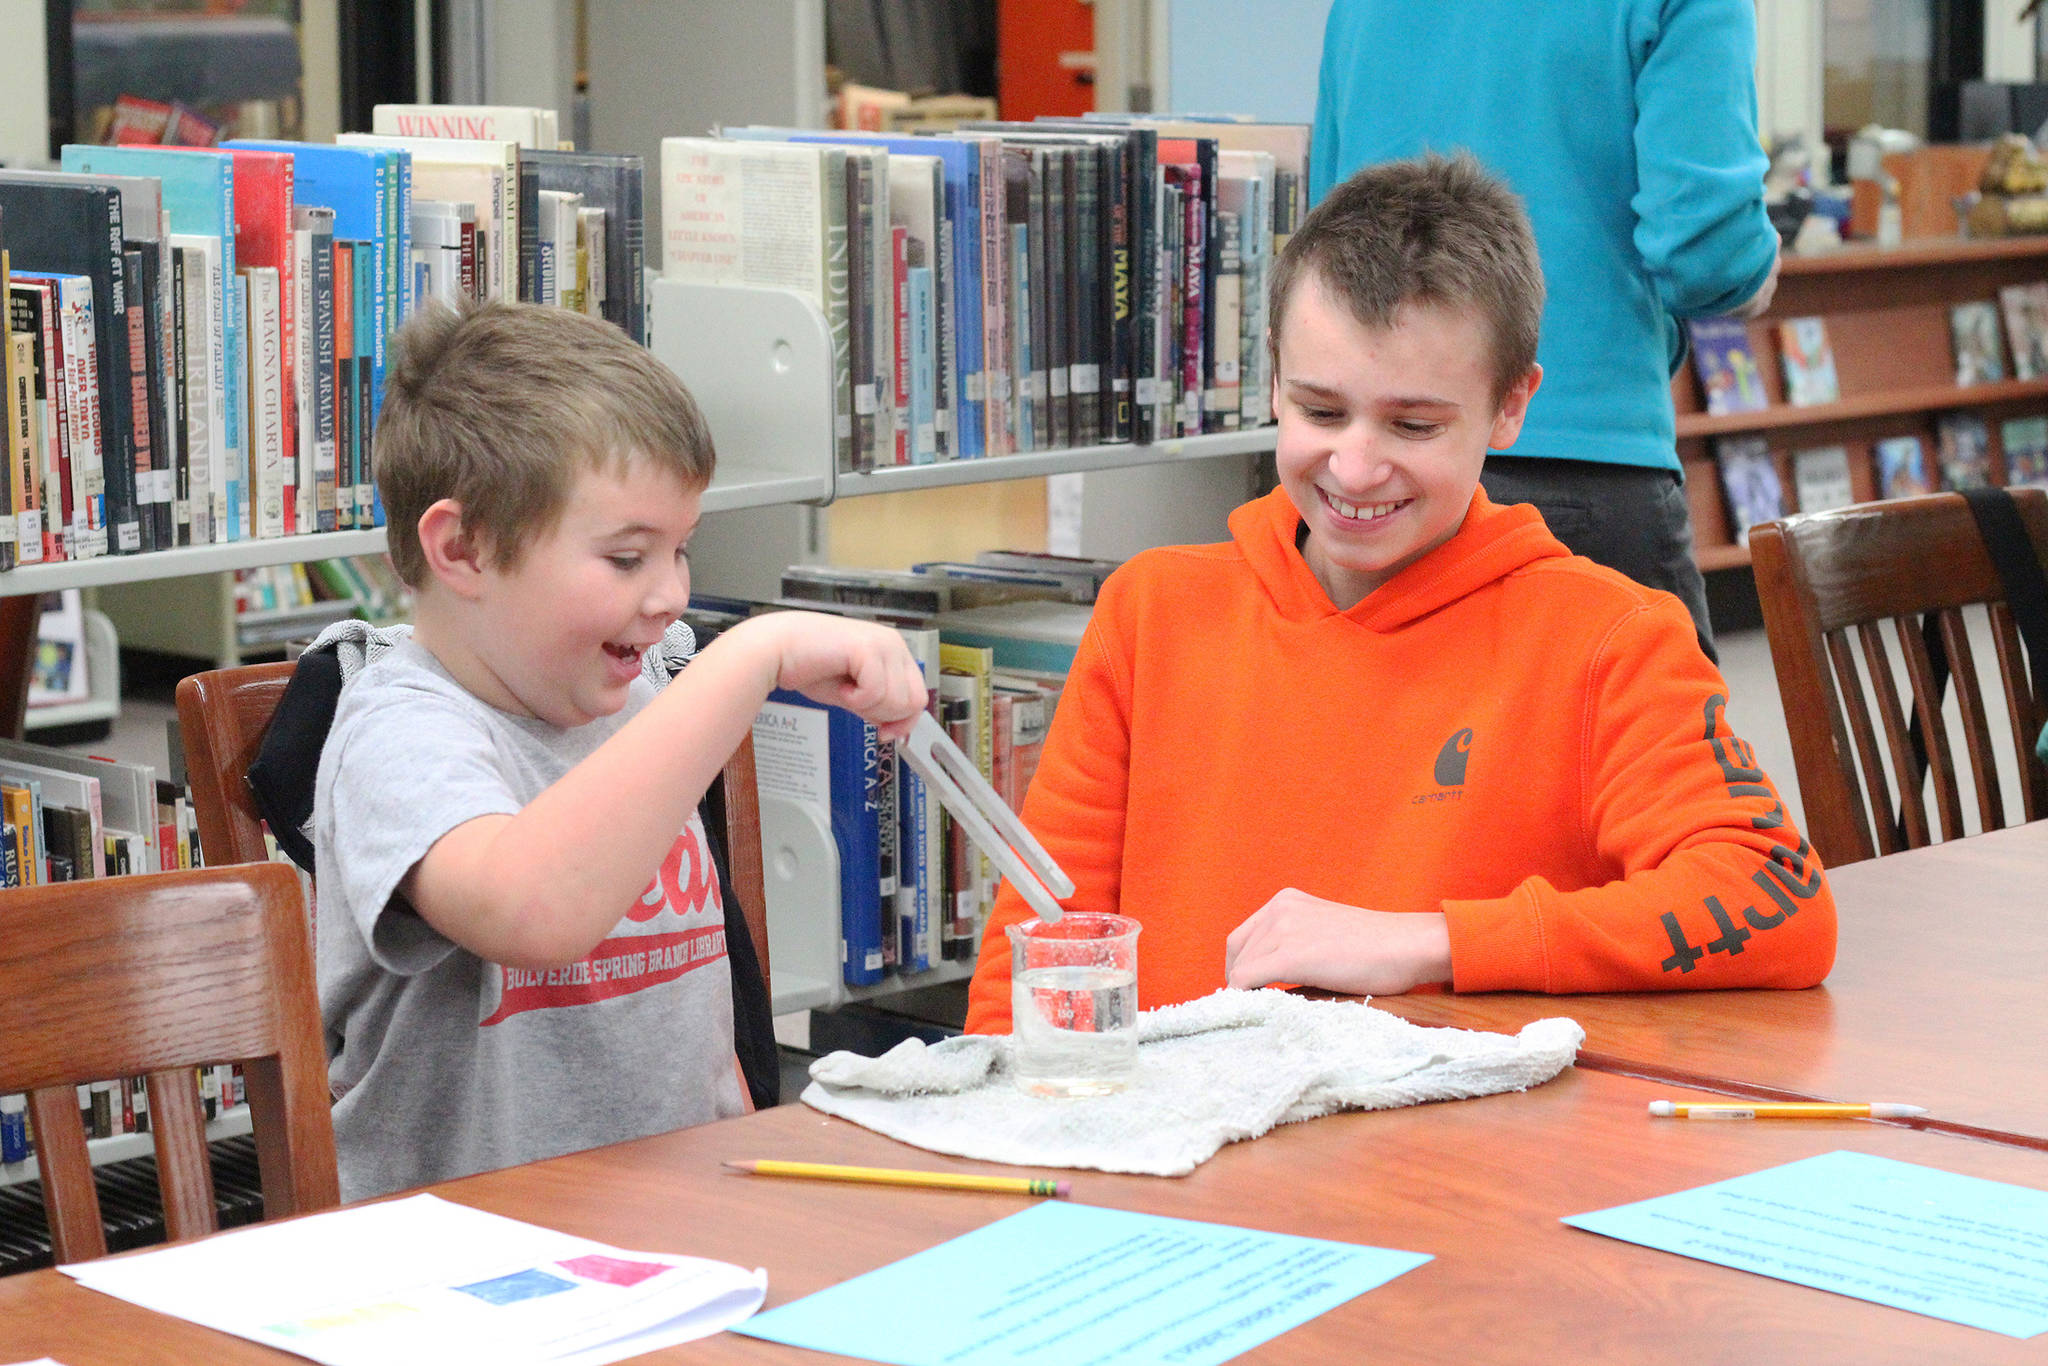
[894,710,1075,923]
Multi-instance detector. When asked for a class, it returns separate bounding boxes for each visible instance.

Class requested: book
[1874,434,1932,500]
[55,145,250,550]
[1790,445,1856,514]
[1999,415,2048,488]
[1934,412,1993,490]
[1950,300,2006,386]
[371,103,560,149]
[526,149,647,344]
[1715,436,1783,546]
[169,233,228,543]
[0,178,138,555]
[752,689,886,988]
[1777,316,1840,407]
[1687,317,1768,415]
[1998,282,2048,381]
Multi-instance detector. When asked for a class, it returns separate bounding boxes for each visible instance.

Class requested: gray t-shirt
[314,637,745,1201]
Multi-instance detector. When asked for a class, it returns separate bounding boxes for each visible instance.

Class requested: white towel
[802,988,1584,1177]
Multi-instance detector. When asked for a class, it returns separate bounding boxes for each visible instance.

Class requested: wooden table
[1374,822,2048,1147]
[5,1068,2048,1364]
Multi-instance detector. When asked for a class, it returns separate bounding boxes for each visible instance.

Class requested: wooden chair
[1749,488,2048,867]
[174,661,770,986]
[0,863,339,1261]
[176,660,297,867]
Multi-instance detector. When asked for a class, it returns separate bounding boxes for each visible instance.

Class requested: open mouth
[603,642,643,663]
[1321,488,1412,522]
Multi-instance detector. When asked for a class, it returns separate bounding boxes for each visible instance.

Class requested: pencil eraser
[1054,1181,1072,1198]
[1647,1101,1677,1117]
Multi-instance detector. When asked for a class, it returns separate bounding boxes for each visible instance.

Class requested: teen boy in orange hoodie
[966,154,1835,1033]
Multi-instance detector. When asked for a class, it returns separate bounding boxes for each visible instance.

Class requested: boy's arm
[964,616,1133,1033]
[406,612,927,970]
[1442,598,1837,993]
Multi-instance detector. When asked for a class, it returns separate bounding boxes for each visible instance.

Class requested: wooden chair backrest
[174,660,296,868]
[1749,488,2048,866]
[174,660,770,988]
[0,863,338,1261]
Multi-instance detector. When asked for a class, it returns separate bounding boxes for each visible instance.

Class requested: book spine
[201,244,228,543]
[370,166,391,527]
[248,269,287,539]
[23,286,66,561]
[978,140,1009,458]
[844,158,877,474]
[1103,143,1135,444]
[820,152,859,475]
[1010,220,1033,454]
[622,163,647,345]
[169,248,191,545]
[4,336,29,569]
[949,156,984,460]
[153,234,182,544]
[1180,182,1205,438]
[1074,156,1107,446]
[333,242,354,531]
[229,274,248,540]
[218,170,244,545]
[311,227,337,533]
[59,282,106,556]
[292,227,314,534]
[355,244,375,527]
[122,251,158,552]
[1212,210,1242,431]
[891,224,909,466]
[908,264,935,465]
[279,163,298,536]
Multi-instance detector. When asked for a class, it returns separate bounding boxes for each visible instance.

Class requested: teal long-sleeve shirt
[1310,0,1777,471]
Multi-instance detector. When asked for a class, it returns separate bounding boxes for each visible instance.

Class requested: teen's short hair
[376,300,716,585]
[1269,152,1544,403]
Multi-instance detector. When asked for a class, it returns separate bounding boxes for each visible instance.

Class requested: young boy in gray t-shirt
[316,302,928,1200]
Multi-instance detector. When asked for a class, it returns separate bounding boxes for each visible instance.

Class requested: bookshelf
[1677,235,2048,571]
[0,1104,251,1191]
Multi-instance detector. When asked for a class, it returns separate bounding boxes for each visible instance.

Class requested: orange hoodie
[965,487,1836,1033]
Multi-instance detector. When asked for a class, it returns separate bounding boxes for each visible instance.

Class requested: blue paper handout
[735,1200,1430,1366]
[1565,1150,2048,1338]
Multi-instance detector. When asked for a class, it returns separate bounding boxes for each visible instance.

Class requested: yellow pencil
[1648,1100,1928,1120]
[723,1159,1070,1197]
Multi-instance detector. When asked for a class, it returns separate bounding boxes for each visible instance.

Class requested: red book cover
[228,149,296,531]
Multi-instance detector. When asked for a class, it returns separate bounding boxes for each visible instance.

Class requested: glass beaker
[1006,913,1141,1097]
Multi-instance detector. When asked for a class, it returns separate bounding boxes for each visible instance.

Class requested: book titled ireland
[1687,318,1767,415]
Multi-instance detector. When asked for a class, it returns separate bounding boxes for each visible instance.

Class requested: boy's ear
[416,498,490,599]
[1487,364,1543,452]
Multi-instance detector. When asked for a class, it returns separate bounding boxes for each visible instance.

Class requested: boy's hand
[757,611,929,740]
[1224,890,1453,997]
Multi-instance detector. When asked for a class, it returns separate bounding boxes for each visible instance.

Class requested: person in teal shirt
[1311,0,1782,659]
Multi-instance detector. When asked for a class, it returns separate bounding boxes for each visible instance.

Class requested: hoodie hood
[1228,485,1571,631]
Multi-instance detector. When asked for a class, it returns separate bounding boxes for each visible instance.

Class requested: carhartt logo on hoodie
[1433,728,1473,787]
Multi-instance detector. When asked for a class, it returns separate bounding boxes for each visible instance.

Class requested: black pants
[1479,455,1718,663]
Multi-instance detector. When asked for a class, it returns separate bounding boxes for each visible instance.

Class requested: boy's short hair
[376,300,716,585]
[1270,152,1544,404]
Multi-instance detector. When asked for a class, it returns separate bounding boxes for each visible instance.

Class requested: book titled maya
[1687,317,1767,415]
[1874,434,1932,500]
[1935,411,1993,490]
[1776,316,1840,407]
[1714,436,1783,546]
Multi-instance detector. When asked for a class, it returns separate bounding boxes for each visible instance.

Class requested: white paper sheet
[61,1193,766,1366]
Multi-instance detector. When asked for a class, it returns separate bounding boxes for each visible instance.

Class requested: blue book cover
[766,689,885,987]
[58,145,237,496]
[1686,317,1767,416]
[896,754,931,972]
[738,129,987,459]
